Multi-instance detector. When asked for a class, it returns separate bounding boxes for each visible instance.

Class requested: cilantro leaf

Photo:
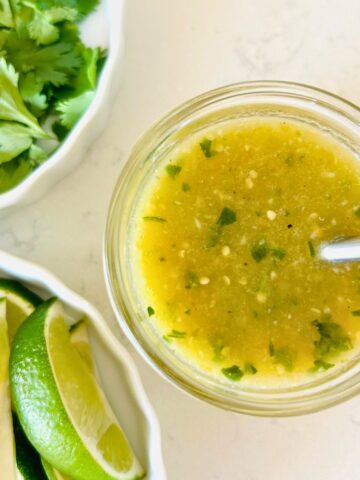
[0,58,46,137]
[4,31,82,87]
[221,365,243,381]
[308,240,315,257]
[52,120,68,141]
[147,306,155,317]
[200,138,216,158]
[165,164,182,178]
[0,121,33,164]
[25,4,78,46]
[271,247,286,260]
[71,47,101,92]
[75,0,99,16]
[0,0,14,27]
[143,216,166,223]
[0,154,34,193]
[56,89,95,128]
[354,206,360,218]
[312,359,334,371]
[167,329,186,339]
[351,310,360,317]
[19,72,48,117]
[312,318,351,360]
[251,242,268,262]
[216,207,236,227]
[244,362,258,375]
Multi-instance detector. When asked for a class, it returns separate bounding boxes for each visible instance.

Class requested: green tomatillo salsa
[133,118,360,385]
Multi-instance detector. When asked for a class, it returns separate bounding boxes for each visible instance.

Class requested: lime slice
[13,414,47,480]
[41,458,70,480]
[10,299,145,480]
[0,299,17,480]
[0,279,42,342]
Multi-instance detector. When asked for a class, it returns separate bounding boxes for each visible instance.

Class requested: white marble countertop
[2,0,360,478]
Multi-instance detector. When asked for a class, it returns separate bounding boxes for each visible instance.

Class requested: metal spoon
[319,237,360,263]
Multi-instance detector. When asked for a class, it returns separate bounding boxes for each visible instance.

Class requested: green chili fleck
[147,306,155,317]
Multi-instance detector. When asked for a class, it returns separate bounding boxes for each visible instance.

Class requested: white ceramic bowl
[0,248,167,479]
[0,0,124,212]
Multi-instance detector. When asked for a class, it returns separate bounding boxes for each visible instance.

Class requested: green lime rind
[13,414,47,480]
[10,298,114,479]
[41,458,71,480]
[0,279,42,307]
[10,298,143,480]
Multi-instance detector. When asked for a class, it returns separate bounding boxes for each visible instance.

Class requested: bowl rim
[0,248,167,479]
[104,80,360,416]
[0,0,124,210]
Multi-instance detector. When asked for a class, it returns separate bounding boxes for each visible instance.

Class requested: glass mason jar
[105,81,360,416]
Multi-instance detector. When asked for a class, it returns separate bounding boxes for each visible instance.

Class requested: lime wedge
[10,299,145,480]
[0,279,41,342]
[41,458,71,480]
[13,414,47,480]
[0,299,17,480]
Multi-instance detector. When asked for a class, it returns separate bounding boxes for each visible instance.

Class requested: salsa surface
[134,118,360,383]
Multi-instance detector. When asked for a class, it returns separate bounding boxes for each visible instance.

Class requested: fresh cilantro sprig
[0,0,105,193]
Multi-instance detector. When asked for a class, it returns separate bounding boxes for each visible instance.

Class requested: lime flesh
[10,299,144,480]
[0,279,41,342]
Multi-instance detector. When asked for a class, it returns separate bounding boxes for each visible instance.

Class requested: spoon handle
[319,238,360,263]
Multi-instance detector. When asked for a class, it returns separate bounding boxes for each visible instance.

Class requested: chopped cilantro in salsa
[251,243,268,262]
[167,329,187,339]
[200,138,216,158]
[308,240,315,257]
[143,216,167,223]
[221,365,243,381]
[216,207,237,227]
[166,164,182,178]
[312,317,351,360]
[244,363,258,375]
